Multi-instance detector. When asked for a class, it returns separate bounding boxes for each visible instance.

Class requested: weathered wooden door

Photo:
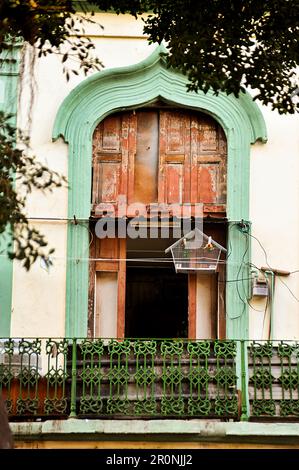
[158,111,190,205]
[92,112,136,214]
[90,108,227,339]
[158,110,226,212]
[88,235,126,338]
[92,109,227,213]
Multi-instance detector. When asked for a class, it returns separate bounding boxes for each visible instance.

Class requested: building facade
[1,11,299,448]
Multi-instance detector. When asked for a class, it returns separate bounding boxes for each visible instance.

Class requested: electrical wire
[240,231,250,299]
[277,276,299,303]
[247,253,271,337]
[262,283,270,338]
[247,233,299,303]
[25,216,231,223]
[243,259,270,337]
[218,277,253,283]
[4,216,299,298]
[228,228,249,319]
[247,232,271,266]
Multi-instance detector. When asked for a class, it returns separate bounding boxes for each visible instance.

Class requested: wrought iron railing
[248,341,299,418]
[0,338,298,421]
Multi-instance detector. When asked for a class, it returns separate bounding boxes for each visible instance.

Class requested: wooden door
[158,110,227,212]
[158,111,191,205]
[90,108,227,339]
[190,114,227,207]
[92,109,226,212]
[92,112,136,214]
[88,233,126,338]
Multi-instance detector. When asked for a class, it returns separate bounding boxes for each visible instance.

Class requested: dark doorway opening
[125,267,188,338]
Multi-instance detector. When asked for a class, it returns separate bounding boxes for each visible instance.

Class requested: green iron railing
[77,339,238,417]
[0,338,298,420]
[248,341,299,418]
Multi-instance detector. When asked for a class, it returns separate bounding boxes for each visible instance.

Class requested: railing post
[69,338,77,418]
[240,340,249,421]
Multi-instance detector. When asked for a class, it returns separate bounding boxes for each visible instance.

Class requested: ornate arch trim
[53,44,267,338]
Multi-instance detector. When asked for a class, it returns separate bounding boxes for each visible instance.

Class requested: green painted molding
[65,223,90,338]
[53,45,267,338]
[0,229,14,335]
[0,44,21,336]
[226,223,251,339]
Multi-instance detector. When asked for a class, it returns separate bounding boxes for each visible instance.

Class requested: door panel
[158,110,226,207]
[88,233,126,338]
[199,122,218,152]
[100,162,121,202]
[95,272,118,338]
[101,115,121,151]
[166,164,184,204]
[197,163,218,203]
[92,113,136,206]
[92,109,227,210]
[191,115,227,205]
[159,111,190,204]
[92,115,122,205]
[134,111,159,203]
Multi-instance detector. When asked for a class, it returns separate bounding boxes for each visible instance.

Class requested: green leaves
[94,0,299,114]
[0,1,103,80]
[1,1,298,112]
[0,111,67,270]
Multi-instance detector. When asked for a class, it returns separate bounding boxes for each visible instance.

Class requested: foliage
[0,112,66,270]
[0,1,99,268]
[0,1,103,79]
[1,2,298,112]
[96,0,299,114]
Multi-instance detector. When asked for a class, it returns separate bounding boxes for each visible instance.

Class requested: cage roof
[165,228,227,254]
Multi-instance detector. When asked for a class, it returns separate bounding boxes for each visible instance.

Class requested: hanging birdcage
[165,228,227,274]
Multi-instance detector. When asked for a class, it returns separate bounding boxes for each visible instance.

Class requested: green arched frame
[53,45,267,339]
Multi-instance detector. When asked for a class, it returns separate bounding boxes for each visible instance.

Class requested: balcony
[1,338,299,421]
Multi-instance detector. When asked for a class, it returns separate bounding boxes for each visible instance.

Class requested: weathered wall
[249,108,299,340]
[10,13,152,338]
[9,12,299,340]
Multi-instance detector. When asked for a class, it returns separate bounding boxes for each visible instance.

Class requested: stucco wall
[249,108,299,340]
[9,12,299,340]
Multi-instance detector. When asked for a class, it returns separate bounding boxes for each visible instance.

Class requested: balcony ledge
[10,420,299,447]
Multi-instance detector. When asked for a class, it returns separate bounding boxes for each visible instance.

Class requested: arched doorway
[88,107,227,339]
[53,45,267,339]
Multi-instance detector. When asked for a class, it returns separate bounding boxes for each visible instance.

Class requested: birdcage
[165,228,227,274]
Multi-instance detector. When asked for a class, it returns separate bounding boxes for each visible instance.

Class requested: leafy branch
[0,111,67,270]
[0,1,103,79]
[95,0,299,114]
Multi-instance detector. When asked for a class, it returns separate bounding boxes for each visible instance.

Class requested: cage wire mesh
[165,228,226,274]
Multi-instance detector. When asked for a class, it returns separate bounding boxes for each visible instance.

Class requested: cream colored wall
[10,13,152,338]
[249,108,299,340]
[10,12,299,340]
[11,221,67,338]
